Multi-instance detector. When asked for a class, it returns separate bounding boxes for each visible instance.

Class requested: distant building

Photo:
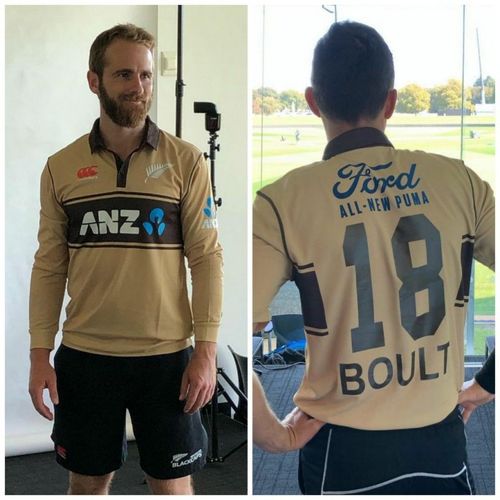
[475,103,496,114]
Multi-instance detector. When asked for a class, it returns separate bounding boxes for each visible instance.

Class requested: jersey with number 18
[253,128,494,430]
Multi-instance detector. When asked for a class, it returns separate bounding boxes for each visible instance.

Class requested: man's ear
[305,87,321,117]
[87,70,100,96]
[384,88,397,119]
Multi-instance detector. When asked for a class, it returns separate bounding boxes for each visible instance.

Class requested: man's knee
[146,474,193,495]
[68,471,114,495]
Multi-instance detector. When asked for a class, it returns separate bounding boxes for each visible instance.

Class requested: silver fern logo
[145,163,172,182]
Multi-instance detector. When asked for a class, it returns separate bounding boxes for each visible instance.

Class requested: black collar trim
[323,127,393,161]
[89,116,160,154]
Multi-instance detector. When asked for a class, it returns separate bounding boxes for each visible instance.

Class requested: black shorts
[52,345,207,479]
[299,407,474,495]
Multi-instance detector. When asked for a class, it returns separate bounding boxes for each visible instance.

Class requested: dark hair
[89,24,155,78]
[311,21,394,124]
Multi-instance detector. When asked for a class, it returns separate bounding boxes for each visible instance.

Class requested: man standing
[29,24,223,495]
[253,21,494,494]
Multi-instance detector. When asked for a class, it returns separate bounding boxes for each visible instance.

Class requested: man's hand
[179,341,217,414]
[281,407,326,451]
[253,372,325,453]
[253,322,268,334]
[29,348,58,420]
[458,378,495,424]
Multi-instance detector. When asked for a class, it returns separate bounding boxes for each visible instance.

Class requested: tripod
[207,356,248,463]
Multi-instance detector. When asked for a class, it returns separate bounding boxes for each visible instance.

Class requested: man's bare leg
[146,475,193,495]
[68,472,115,495]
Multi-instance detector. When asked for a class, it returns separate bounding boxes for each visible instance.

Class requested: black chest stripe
[64,196,182,246]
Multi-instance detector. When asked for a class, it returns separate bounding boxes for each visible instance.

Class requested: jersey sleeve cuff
[194,324,220,343]
[29,330,56,350]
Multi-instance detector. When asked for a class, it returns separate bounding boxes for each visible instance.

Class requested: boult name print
[332,161,420,199]
[339,342,450,396]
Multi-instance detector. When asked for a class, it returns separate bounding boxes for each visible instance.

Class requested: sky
[249,4,497,92]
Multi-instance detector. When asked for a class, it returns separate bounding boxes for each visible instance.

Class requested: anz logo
[143,208,167,236]
[202,197,218,229]
[67,199,181,247]
[79,208,167,236]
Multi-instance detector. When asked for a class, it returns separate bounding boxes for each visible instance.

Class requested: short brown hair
[89,23,155,77]
[312,21,394,124]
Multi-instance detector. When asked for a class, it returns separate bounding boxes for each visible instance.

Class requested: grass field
[474,262,494,316]
[473,325,494,356]
[252,112,495,127]
[253,113,495,192]
[253,113,495,354]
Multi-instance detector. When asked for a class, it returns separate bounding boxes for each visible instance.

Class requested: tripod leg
[208,382,221,462]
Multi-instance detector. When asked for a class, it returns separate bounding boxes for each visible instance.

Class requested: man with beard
[28,24,223,495]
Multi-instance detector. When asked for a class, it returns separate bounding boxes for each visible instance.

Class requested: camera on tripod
[194,102,222,207]
[194,102,221,134]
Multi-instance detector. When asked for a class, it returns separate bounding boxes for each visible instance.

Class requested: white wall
[5,5,247,457]
[156,4,248,404]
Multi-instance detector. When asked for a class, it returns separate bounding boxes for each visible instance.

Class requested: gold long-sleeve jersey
[253,127,494,430]
[30,118,223,356]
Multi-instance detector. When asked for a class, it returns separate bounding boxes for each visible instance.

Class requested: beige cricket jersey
[30,117,223,356]
[253,127,494,430]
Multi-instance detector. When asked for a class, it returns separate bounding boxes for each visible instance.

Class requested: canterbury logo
[77,166,98,179]
[145,163,172,182]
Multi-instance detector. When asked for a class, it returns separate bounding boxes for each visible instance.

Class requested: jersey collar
[89,115,160,154]
[322,127,393,161]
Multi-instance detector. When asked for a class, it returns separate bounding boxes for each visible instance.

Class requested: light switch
[160,51,177,76]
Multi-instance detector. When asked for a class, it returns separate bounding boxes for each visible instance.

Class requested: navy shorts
[299,406,474,495]
[52,345,207,479]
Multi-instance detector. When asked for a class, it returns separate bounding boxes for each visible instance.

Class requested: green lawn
[253,115,495,191]
[253,112,495,127]
[253,113,496,347]
[474,261,495,316]
[473,325,494,356]
[472,252,495,356]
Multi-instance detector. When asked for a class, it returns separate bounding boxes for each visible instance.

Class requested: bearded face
[98,79,152,128]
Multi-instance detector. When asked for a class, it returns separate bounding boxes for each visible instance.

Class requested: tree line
[253,77,495,115]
